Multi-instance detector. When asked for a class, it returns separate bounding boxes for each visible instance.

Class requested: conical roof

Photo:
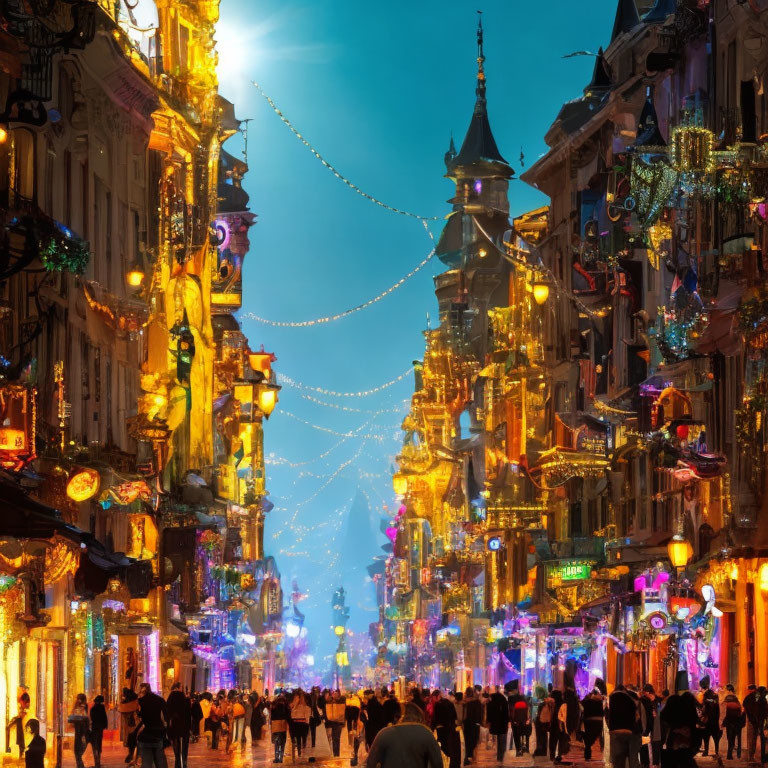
[448,15,512,176]
[635,90,666,147]
[611,0,641,42]
[585,48,611,94]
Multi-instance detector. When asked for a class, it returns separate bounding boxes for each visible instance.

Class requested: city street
[52,736,760,768]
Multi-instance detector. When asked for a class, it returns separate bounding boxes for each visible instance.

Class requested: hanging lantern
[667,533,693,571]
[532,279,550,305]
[66,467,101,502]
[248,350,274,377]
[125,261,145,289]
[671,126,715,174]
[760,562,768,592]
[257,382,280,418]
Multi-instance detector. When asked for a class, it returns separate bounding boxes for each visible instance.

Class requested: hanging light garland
[241,222,435,327]
[279,409,400,440]
[277,366,414,398]
[253,81,442,221]
[296,391,408,414]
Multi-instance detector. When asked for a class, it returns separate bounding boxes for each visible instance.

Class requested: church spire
[447,12,511,176]
[475,11,486,112]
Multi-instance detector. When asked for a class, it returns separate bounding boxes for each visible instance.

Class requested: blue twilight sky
[215,0,617,675]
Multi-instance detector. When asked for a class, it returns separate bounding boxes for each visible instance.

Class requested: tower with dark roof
[584,48,611,98]
[611,0,641,43]
[438,13,513,268]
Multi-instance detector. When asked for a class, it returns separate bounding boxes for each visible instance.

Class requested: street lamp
[125,260,145,289]
[532,278,550,305]
[667,533,693,573]
[257,382,280,419]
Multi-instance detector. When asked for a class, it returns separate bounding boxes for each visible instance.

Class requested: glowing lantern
[334,625,345,636]
[0,127,7,144]
[667,534,693,571]
[257,382,280,418]
[760,563,768,592]
[393,473,408,496]
[248,351,274,376]
[532,279,550,305]
[125,261,145,289]
[66,468,101,502]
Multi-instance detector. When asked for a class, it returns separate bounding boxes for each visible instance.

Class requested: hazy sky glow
[214,0,617,675]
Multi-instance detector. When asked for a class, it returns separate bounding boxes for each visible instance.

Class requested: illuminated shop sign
[546,560,595,587]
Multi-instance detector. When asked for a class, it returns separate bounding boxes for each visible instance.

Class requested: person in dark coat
[462,687,482,765]
[722,686,744,760]
[744,684,768,763]
[432,691,460,768]
[660,687,699,768]
[507,680,530,756]
[382,688,400,726]
[166,682,191,768]
[24,719,45,768]
[699,687,721,757]
[486,686,509,764]
[362,689,386,749]
[89,695,108,768]
[249,692,265,741]
[365,702,443,768]
[410,688,426,713]
[550,689,567,762]
[582,686,605,762]
[190,695,203,743]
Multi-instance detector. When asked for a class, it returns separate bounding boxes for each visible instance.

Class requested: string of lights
[241,222,435,327]
[277,367,414,398]
[252,81,442,221]
[279,409,399,440]
[296,391,409,414]
[472,216,610,320]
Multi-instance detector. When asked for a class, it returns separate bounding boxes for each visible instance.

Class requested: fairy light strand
[277,367,414,398]
[253,81,442,221]
[296,391,409,414]
[279,409,399,440]
[241,222,435,327]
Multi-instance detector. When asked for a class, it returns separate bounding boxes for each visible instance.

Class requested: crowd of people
[27,673,765,768]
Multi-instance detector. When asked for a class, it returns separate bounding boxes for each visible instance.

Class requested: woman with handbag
[69,694,90,768]
[289,689,311,759]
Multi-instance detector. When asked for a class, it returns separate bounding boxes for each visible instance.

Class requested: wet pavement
[48,734,760,768]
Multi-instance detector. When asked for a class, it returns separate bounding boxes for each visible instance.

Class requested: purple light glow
[474,180,482,194]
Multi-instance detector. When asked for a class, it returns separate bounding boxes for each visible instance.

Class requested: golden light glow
[760,562,768,592]
[393,473,408,496]
[532,281,550,305]
[667,534,693,570]
[258,384,278,417]
[66,468,101,502]
[334,625,344,636]
[126,265,145,288]
[0,127,7,144]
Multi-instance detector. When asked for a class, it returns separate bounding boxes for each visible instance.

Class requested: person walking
[166,682,191,768]
[744,684,768,764]
[308,687,325,749]
[89,695,108,768]
[660,678,699,768]
[722,685,744,760]
[462,687,481,765]
[532,686,553,757]
[228,693,246,752]
[582,684,605,762]
[23,719,45,768]
[433,689,461,768]
[69,694,90,768]
[364,688,386,750]
[249,691,265,742]
[608,685,639,768]
[639,684,658,768]
[289,688,311,758]
[486,685,509,764]
[382,687,400,726]
[325,689,346,757]
[270,693,289,764]
[699,686,721,757]
[136,682,169,768]
[119,688,140,764]
[364,701,443,768]
[506,681,530,756]
[6,692,30,761]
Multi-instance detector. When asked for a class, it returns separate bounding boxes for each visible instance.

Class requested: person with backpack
[506,681,530,756]
[722,685,744,760]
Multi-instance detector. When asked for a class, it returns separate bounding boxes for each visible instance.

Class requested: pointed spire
[444,133,457,170]
[611,0,641,43]
[585,47,611,96]
[635,87,667,147]
[475,10,486,112]
[448,12,511,175]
